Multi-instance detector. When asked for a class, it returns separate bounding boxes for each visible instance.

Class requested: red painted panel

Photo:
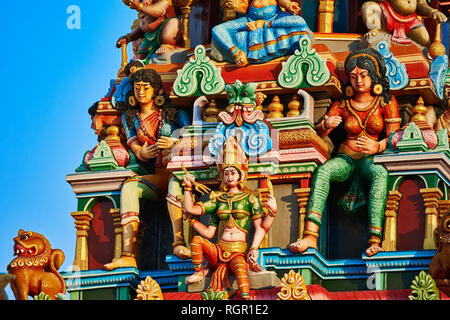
[88,199,115,270]
[397,178,426,251]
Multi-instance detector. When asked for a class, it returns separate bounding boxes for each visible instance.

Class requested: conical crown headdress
[217,137,248,176]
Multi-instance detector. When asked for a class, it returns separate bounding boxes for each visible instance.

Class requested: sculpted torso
[389,0,417,16]
[250,0,277,8]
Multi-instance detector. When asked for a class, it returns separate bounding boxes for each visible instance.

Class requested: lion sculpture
[7,230,66,300]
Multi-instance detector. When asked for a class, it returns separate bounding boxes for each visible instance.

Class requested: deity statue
[183,137,277,300]
[104,62,192,270]
[210,0,311,67]
[362,0,447,46]
[117,0,184,64]
[289,48,401,257]
[7,230,66,300]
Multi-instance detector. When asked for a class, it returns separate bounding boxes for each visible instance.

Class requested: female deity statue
[104,62,191,271]
[289,48,402,257]
[211,0,311,67]
[182,138,277,299]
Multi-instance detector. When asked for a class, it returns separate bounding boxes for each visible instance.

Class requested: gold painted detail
[277,270,311,300]
[135,276,164,300]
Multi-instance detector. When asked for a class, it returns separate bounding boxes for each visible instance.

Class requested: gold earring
[345,86,354,97]
[128,96,137,107]
[373,84,383,96]
[154,95,166,107]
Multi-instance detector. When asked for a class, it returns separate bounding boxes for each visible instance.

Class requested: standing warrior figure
[362,0,447,46]
[117,0,184,64]
[104,62,191,271]
[183,138,277,299]
[211,0,311,67]
[289,48,401,257]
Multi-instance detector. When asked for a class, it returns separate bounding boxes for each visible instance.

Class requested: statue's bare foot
[232,49,249,67]
[288,235,318,253]
[173,245,191,259]
[185,271,206,284]
[156,44,175,56]
[104,256,137,271]
[365,244,384,257]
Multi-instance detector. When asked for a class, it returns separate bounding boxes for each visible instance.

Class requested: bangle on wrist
[184,186,193,192]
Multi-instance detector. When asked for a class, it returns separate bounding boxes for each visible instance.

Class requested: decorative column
[295,188,311,240]
[420,188,443,250]
[318,0,336,33]
[382,190,402,252]
[176,0,195,49]
[71,211,94,271]
[110,208,123,262]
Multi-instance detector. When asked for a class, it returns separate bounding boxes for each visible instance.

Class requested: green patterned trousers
[306,154,389,240]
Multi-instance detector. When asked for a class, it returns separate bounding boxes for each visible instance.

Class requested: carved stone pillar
[318,0,336,33]
[71,211,94,271]
[420,188,443,250]
[110,208,123,262]
[382,190,402,252]
[295,188,311,240]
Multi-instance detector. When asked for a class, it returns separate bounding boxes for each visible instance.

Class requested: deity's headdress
[217,137,249,185]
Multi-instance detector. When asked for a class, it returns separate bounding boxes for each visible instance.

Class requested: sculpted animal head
[13,230,51,257]
[225,80,258,109]
[221,80,264,126]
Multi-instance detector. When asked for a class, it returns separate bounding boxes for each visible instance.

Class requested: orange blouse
[319,95,401,141]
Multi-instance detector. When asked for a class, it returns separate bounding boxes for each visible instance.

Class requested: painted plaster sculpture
[289,48,401,257]
[104,62,192,270]
[117,0,184,64]
[0,274,15,300]
[429,209,450,295]
[209,80,273,158]
[183,137,277,299]
[211,0,312,67]
[7,230,66,300]
[362,0,447,46]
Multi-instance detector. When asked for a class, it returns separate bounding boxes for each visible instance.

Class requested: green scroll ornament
[173,45,226,97]
[278,36,331,89]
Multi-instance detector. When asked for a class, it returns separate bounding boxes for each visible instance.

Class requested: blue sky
[0,1,136,299]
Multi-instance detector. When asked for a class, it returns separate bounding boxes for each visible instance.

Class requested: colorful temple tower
[60,0,450,301]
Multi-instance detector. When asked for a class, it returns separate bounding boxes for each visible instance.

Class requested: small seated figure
[211,0,311,67]
[117,0,184,64]
[183,138,277,299]
[362,0,447,46]
[289,48,401,257]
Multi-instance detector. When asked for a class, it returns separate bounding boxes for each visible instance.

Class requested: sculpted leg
[104,221,139,270]
[361,1,385,36]
[289,156,353,253]
[157,18,183,55]
[185,236,218,284]
[167,176,191,259]
[407,26,430,47]
[360,157,388,257]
